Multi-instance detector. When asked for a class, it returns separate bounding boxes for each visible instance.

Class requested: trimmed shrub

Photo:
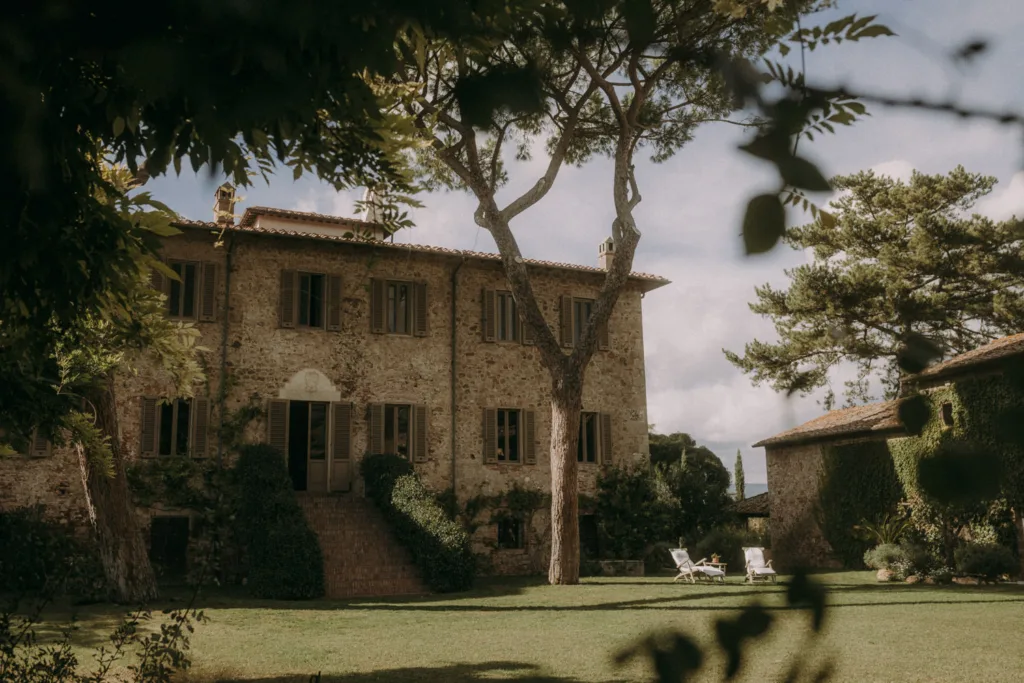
[361,454,474,592]
[0,505,106,600]
[862,543,906,571]
[694,526,762,570]
[234,444,324,599]
[954,542,1017,580]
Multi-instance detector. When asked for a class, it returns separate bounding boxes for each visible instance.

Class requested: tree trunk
[1013,507,1024,579]
[78,374,159,603]
[548,373,583,585]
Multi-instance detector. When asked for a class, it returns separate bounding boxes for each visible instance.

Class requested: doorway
[287,400,329,492]
[149,516,190,581]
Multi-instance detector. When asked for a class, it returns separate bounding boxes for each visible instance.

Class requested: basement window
[497,518,524,550]
[941,402,954,428]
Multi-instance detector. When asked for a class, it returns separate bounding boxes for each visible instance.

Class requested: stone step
[297,494,426,599]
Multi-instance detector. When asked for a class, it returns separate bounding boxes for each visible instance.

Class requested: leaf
[777,157,831,192]
[818,209,837,230]
[453,64,545,129]
[742,194,785,255]
[786,570,827,632]
[854,25,897,39]
[898,395,930,436]
[779,43,790,57]
[621,0,656,45]
[895,332,943,374]
[113,116,125,137]
[738,130,790,162]
[918,442,1002,506]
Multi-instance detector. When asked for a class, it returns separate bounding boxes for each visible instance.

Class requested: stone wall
[765,442,838,570]
[2,225,655,576]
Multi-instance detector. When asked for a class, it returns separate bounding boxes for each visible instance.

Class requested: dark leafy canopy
[725,167,1024,408]
[0,0,543,440]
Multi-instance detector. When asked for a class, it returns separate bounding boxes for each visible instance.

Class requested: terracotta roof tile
[915,332,1024,380]
[731,492,770,516]
[752,400,903,448]
[174,210,671,289]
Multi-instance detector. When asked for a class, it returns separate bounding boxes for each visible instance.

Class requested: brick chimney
[598,237,615,270]
[213,183,236,226]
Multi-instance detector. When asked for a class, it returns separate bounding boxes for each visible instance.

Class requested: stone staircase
[297,494,426,599]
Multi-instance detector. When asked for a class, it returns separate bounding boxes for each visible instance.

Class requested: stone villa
[0,185,669,597]
[756,333,1024,569]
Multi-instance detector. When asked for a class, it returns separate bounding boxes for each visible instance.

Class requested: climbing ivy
[816,440,903,567]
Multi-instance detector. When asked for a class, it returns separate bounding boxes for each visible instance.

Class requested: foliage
[733,451,745,501]
[816,440,904,567]
[661,446,735,544]
[852,511,912,547]
[649,432,697,467]
[595,462,679,561]
[361,454,474,592]
[726,167,1024,407]
[954,543,1017,580]
[694,526,763,570]
[234,444,324,599]
[862,543,905,571]
[0,507,107,601]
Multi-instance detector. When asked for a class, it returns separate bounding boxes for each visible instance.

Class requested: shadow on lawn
[182,660,625,683]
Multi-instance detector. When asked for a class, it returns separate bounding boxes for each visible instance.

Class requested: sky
[144,0,1024,485]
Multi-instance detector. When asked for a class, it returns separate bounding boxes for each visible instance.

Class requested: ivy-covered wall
[817,440,903,567]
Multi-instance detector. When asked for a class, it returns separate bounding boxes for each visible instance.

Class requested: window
[578,411,598,463]
[384,404,411,458]
[497,292,519,342]
[141,396,210,458]
[573,299,594,346]
[149,516,190,579]
[0,427,51,457]
[167,261,199,319]
[497,518,525,550]
[496,409,520,462]
[941,402,954,427]
[298,273,325,328]
[387,281,412,335]
[158,399,192,456]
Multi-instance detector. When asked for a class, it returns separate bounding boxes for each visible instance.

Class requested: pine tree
[734,450,746,501]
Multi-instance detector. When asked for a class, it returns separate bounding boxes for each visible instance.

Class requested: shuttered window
[371,279,428,336]
[496,519,525,549]
[140,397,210,458]
[0,427,52,457]
[482,290,525,344]
[578,412,612,465]
[279,270,340,330]
[560,296,609,350]
[369,403,429,461]
[483,408,536,465]
[152,260,218,322]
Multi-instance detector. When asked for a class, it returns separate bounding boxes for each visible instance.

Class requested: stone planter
[597,560,645,577]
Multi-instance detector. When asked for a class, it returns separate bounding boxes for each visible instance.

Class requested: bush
[954,542,1017,580]
[361,454,475,592]
[234,444,324,599]
[929,566,955,584]
[862,543,906,571]
[0,506,106,600]
[596,463,679,560]
[694,526,762,570]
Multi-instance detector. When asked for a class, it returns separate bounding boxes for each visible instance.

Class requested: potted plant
[710,553,720,564]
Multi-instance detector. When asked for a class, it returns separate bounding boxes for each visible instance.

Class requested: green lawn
[36,572,1024,683]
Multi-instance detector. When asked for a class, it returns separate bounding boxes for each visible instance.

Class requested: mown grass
[34,571,1024,683]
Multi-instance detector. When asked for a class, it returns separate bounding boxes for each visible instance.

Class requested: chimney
[213,183,236,226]
[598,237,615,270]
[359,186,390,241]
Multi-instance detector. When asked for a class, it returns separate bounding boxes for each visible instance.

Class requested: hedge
[234,444,324,599]
[361,454,475,592]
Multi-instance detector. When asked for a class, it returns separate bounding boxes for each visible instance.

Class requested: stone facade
[1,206,665,585]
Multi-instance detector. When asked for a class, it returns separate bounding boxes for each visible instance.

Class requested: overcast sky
[144,0,1024,485]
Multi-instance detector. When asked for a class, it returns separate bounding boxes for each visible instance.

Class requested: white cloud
[977,171,1024,220]
[870,159,915,182]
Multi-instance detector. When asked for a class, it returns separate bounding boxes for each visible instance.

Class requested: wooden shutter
[412,405,428,462]
[370,279,386,333]
[413,282,428,337]
[599,412,613,466]
[279,270,297,328]
[326,275,342,332]
[482,289,496,342]
[483,408,498,464]
[199,263,217,322]
[332,403,353,460]
[560,295,574,347]
[190,397,210,458]
[597,316,610,351]
[140,397,158,457]
[368,403,385,454]
[267,399,289,454]
[524,410,537,465]
[29,429,51,458]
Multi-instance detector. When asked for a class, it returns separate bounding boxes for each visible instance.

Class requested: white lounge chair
[670,548,726,584]
[743,547,777,584]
